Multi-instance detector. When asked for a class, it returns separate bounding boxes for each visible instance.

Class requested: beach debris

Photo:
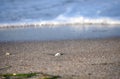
[0,72,60,79]
[5,52,11,56]
[0,73,38,79]
[13,73,16,76]
[55,53,62,56]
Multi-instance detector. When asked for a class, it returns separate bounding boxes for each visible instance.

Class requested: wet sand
[0,38,120,79]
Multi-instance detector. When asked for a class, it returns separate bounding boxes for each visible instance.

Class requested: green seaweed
[0,73,37,79]
[0,73,60,79]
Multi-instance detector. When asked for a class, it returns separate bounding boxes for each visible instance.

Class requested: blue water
[0,25,120,42]
[0,0,120,41]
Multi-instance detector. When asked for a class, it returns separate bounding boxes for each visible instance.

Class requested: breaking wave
[0,15,120,29]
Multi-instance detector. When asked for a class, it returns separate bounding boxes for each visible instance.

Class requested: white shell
[6,52,10,55]
[55,53,61,56]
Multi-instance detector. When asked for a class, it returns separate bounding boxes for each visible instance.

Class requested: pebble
[55,53,61,56]
[5,52,10,56]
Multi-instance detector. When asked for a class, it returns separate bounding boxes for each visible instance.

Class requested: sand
[0,38,120,79]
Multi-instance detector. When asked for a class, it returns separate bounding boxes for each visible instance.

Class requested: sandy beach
[0,38,120,79]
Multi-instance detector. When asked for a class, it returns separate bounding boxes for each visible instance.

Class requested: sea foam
[0,15,120,29]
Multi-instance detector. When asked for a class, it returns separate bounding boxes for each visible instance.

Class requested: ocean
[0,0,120,41]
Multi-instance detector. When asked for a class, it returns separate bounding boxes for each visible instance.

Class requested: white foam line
[0,17,120,29]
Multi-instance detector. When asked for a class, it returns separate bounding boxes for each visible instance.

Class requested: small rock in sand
[5,52,11,56]
[55,53,62,56]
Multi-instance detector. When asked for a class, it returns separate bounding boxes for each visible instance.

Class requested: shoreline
[0,38,120,79]
[0,23,120,30]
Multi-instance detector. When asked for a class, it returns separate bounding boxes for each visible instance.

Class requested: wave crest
[0,16,120,29]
